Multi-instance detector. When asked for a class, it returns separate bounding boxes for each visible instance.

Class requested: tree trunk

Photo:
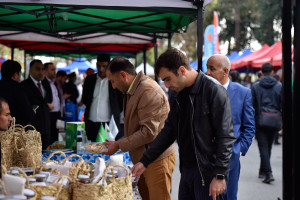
[234,0,241,51]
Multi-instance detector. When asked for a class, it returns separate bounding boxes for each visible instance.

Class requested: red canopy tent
[251,41,282,68]
[231,44,270,70]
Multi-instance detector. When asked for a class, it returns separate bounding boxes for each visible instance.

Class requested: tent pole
[11,44,15,61]
[143,49,146,75]
[135,53,138,68]
[168,33,172,49]
[282,0,294,199]
[196,0,204,72]
[154,36,158,82]
[24,50,27,79]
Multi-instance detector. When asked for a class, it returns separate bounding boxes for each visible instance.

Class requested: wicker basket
[37,151,67,173]
[0,121,42,171]
[72,164,133,200]
[30,176,72,200]
[2,167,37,200]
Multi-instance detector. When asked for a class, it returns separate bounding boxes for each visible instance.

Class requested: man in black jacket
[82,54,123,141]
[132,48,235,200]
[251,63,282,184]
[21,60,53,149]
[0,60,34,126]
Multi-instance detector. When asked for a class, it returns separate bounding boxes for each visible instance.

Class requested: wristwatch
[215,174,225,180]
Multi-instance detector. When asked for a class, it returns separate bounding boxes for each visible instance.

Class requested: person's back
[251,62,281,184]
[253,75,281,112]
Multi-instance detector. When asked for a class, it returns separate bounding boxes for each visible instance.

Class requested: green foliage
[252,0,281,45]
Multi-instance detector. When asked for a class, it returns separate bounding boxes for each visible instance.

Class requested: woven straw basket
[0,120,42,171]
[2,167,37,200]
[29,176,72,200]
[72,164,133,200]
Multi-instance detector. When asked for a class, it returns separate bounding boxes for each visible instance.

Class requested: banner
[213,11,220,54]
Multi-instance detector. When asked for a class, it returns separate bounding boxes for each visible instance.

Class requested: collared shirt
[223,79,230,90]
[46,77,60,112]
[30,75,45,98]
[126,75,137,94]
[89,76,111,122]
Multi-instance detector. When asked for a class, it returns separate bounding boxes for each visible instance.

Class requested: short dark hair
[0,97,8,113]
[30,59,43,69]
[229,70,241,83]
[273,74,280,81]
[257,70,262,78]
[107,57,137,75]
[97,54,110,62]
[44,62,54,70]
[56,70,67,77]
[261,63,273,75]
[1,60,21,79]
[67,72,76,80]
[155,48,191,76]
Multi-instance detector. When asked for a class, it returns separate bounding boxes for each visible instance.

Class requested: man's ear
[119,71,127,80]
[178,66,186,75]
[11,72,18,80]
[224,67,229,76]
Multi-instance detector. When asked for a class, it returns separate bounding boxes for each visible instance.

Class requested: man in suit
[44,62,62,144]
[21,60,53,149]
[82,54,123,141]
[206,55,255,200]
[0,60,34,126]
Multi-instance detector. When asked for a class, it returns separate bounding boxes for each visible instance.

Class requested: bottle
[77,129,83,154]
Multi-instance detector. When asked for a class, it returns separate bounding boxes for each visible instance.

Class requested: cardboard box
[65,122,85,151]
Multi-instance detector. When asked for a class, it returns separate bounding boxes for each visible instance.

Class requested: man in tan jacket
[104,57,176,200]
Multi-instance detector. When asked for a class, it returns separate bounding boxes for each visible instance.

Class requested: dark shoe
[258,171,266,179]
[274,141,281,145]
[263,173,275,184]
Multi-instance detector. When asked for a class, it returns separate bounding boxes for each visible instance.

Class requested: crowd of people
[0,48,282,200]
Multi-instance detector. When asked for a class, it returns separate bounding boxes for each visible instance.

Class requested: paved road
[171,137,282,200]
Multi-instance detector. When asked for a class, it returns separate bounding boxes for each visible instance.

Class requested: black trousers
[50,111,60,144]
[85,120,109,142]
[179,166,224,200]
[256,127,276,175]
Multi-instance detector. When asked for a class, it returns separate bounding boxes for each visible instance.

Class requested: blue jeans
[179,166,224,200]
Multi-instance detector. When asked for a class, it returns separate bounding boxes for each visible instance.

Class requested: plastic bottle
[77,129,83,154]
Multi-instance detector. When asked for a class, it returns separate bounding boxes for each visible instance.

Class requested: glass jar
[35,174,47,182]
[41,196,56,200]
[78,174,90,183]
[24,188,36,199]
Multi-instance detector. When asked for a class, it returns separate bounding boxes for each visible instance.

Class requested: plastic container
[84,143,108,153]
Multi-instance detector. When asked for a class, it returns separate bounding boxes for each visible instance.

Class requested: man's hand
[209,178,226,200]
[103,140,119,155]
[64,93,71,99]
[47,103,54,110]
[131,162,146,177]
